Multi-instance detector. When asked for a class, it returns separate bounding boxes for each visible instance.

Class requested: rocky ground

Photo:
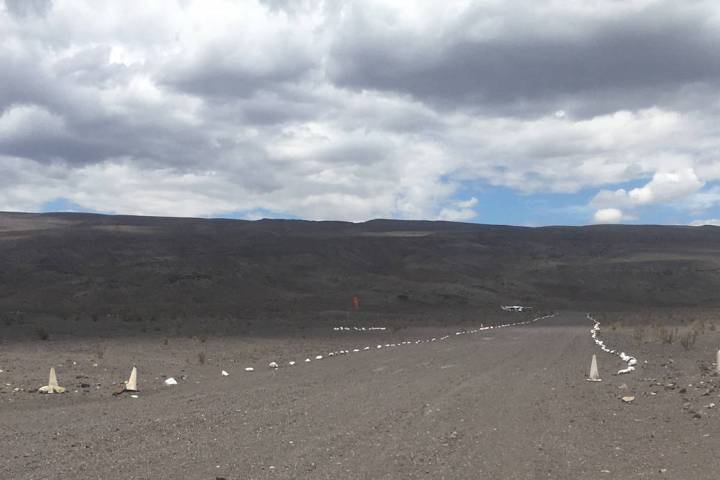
[2,311,720,479]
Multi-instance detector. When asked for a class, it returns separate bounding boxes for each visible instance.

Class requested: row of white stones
[588,313,638,375]
[255,313,556,371]
[332,326,387,332]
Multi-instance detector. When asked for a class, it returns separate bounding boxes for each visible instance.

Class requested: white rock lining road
[245,313,558,373]
[38,312,632,391]
[332,326,388,332]
[588,313,638,375]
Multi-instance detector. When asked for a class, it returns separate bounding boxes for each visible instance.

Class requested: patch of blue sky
[39,198,103,214]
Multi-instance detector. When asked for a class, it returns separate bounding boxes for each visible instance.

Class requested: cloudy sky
[2,0,720,225]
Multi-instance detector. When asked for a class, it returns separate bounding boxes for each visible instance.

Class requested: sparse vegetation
[198,351,206,364]
[632,326,644,344]
[680,330,698,351]
[656,326,677,344]
[602,310,720,353]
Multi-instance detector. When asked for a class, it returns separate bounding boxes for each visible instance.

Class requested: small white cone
[125,367,138,392]
[587,354,602,382]
[49,367,59,389]
[39,367,65,393]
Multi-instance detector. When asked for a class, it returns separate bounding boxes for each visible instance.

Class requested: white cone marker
[38,367,66,393]
[587,354,601,382]
[125,367,138,392]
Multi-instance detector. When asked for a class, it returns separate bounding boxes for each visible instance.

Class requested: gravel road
[2,311,719,479]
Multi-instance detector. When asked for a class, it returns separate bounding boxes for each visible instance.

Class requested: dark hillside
[1,212,719,335]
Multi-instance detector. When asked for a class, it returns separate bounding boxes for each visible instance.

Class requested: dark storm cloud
[163,40,318,99]
[0,46,219,167]
[165,61,314,99]
[211,92,320,125]
[52,46,131,85]
[0,52,52,112]
[328,3,720,114]
[5,0,52,17]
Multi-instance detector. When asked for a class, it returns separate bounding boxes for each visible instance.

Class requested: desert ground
[2,311,720,479]
[2,213,720,479]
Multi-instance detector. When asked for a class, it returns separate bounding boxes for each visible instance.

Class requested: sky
[2,0,720,226]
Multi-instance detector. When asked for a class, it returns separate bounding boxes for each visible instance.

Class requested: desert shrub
[655,326,677,344]
[197,333,208,343]
[690,320,706,335]
[35,326,49,341]
[632,327,644,344]
[163,337,169,345]
[198,351,206,364]
[680,330,698,351]
[95,344,105,359]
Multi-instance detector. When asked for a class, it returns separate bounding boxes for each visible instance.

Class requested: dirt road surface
[2,312,719,479]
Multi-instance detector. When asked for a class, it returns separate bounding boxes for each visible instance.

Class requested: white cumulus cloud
[1,1,720,223]
[592,208,626,224]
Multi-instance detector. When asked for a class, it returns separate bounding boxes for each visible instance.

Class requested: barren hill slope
[1,212,719,333]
